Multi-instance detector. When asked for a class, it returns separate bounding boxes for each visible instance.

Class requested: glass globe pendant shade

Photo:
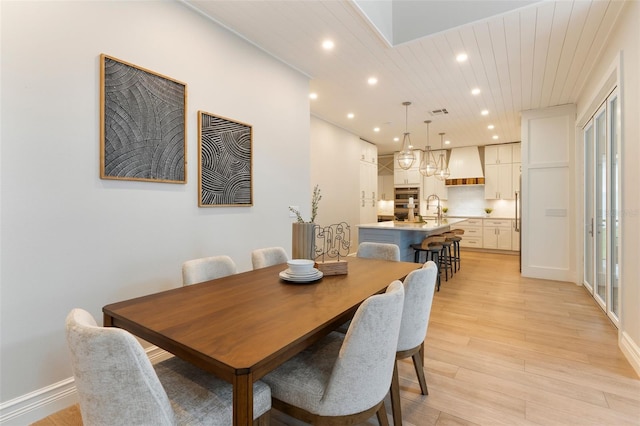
[397,133,415,170]
[419,146,438,176]
[435,153,450,180]
[419,120,437,176]
[397,101,415,170]
[435,132,450,181]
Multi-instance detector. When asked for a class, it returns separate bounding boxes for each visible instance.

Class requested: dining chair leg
[376,400,390,426]
[390,362,402,426]
[411,351,429,395]
[254,412,270,426]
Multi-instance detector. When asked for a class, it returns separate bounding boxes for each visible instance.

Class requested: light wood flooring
[33,251,640,425]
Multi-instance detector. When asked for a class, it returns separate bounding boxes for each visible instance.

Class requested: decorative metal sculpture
[314,222,351,262]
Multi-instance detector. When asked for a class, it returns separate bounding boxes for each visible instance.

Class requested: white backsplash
[444,185,516,218]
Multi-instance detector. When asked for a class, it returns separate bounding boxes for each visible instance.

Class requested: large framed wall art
[198,111,253,207]
[100,54,187,183]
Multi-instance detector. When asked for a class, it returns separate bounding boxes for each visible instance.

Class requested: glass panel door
[609,94,620,320]
[583,88,620,327]
[594,106,607,308]
[583,122,594,294]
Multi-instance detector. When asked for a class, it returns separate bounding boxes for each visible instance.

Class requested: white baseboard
[0,346,171,425]
[620,331,640,377]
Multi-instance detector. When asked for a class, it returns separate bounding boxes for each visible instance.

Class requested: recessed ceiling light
[347,113,354,119]
[309,93,318,100]
[393,137,399,142]
[481,109,489,116]
[367,77,378,85]
[487,124,495,130]
[373,127,380,132]
[322,39,334,50]
[445,140,451,145]
[456,53,468,63]
[471,88,481,95]
[492,135,499,140]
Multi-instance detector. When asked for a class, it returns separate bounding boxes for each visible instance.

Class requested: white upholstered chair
[334,241,401,334]
[182,255,237,286]
[356,242,401,261]
[261,281,405,425]
[390,260,438,426]
[251,246,288,269]
[65,308,271,425]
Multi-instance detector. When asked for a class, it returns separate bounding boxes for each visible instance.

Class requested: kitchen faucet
[426,194,441,222]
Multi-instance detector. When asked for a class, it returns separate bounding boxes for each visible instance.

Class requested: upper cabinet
[484,143,520,200]
[360,141,377,164]
[393,150,422,186]
[485,144,513,164]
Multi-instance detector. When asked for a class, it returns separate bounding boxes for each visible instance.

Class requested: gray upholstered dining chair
[356,242,401,261]
[65,308,271,425]
[333,241,401,335]
[182,255,238,286]
[251,246,288,269]
[261,280,405,425]
[390,260,438,426]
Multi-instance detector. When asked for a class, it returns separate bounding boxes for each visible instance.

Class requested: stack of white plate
[279,268,323,283]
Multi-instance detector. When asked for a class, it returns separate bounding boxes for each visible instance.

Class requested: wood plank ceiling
[183,0,625,154]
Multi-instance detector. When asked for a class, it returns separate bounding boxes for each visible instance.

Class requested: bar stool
[410,236,444,291]
[438,233,454,281]
[449,229,464,272]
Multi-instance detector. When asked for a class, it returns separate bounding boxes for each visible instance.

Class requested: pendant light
[397,101,415,170]
[435,132,450,181]
[419,120,438,177]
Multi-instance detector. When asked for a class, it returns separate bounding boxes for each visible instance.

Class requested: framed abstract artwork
[100,54,187,183]
[198,111,253,207]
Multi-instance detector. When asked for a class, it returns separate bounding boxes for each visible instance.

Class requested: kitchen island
[358,218,467,262]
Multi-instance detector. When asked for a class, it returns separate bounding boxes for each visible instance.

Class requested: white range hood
[445,146,485,186]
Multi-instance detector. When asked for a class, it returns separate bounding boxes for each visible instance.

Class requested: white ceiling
[182,0,625,154]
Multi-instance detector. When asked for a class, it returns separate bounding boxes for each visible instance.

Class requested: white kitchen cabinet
[483,219,512,250]
[512,143,521,163]
[360,161,377,200]
[395,168,422,186]
[359,196,377,224]
[485,144,513,164]
[359,141,378,224]
[393,150,422,186]
[378,175,394,200]
[484,143,520,200]
[484,163,514,199]
[453,219,483,248]
[360,141,377,164]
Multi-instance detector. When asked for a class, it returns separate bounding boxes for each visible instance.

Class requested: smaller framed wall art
[198,111,253,207]
[100,54,187,183]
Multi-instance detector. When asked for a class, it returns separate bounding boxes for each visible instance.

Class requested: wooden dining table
[103,255,420,425]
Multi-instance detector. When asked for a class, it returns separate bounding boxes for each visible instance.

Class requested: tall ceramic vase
[292,222,316,260]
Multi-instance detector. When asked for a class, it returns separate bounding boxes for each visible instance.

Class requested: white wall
[310,116,361,251]
[0,0,310,414]
[575,1,640,374]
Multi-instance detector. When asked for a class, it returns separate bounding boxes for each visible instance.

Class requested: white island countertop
[358,218,467,232]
